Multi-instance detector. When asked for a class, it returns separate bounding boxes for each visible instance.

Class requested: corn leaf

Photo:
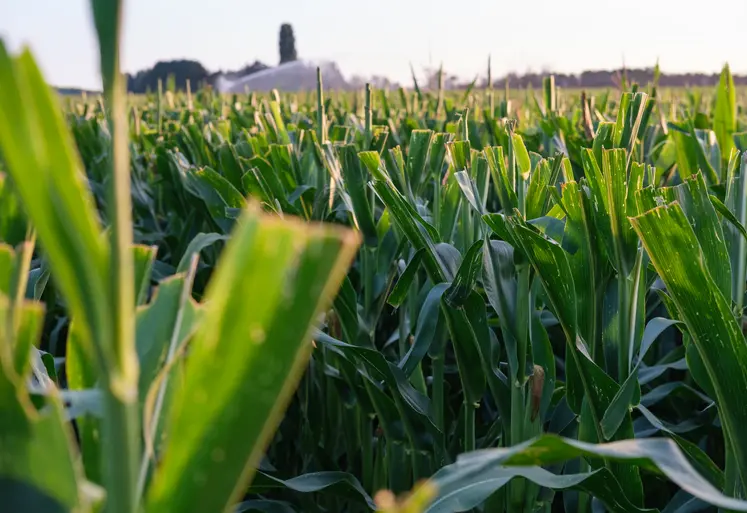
[425,435,747,512]
[631,202,747,490]
[145,205,358,513]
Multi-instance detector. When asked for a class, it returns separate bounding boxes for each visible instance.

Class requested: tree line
[123,23,297,93]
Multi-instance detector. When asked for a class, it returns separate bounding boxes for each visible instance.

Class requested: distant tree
[126,60,208,93]
[279,23,298,64]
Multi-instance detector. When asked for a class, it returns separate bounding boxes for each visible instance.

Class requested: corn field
[3,1,747,513]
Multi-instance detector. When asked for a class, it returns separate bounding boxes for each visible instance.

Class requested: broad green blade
[388,249,424,308]
[268,101,290,145]
[249,471,375,509]
[0,296,86,512]
[0,174,27,246]
[666,174,731,300]
[400,283,448,377]
[366,156,445,282]
[636,405,723,490]
[145,205,359,513]
[440,300,486,407]
[136,274,201,405]
[338,145,378,247]
[560,181,605,353]
[631,202,747,490]
[714,64,736,170]
[176,233,228,273]
[217,143,246,192]
[507,222,577,342]
[722,153,747,311]
[454,171,486,216]
[184,166,245,233]
[0,41,109,361]
[444,240,483,307]
[525,157,559,220]
[484,146,517,212]
[407,129,433,193]
[448,140,471,169]
[425,435,747,512]
[133,245,157,306]
[427,466,650,513]
[602,148,638,275]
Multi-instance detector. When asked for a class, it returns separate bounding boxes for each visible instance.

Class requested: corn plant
[0,1,358,512]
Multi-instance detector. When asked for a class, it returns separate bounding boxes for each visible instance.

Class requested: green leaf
[407,129,433,193]
[631,202,747,490]
[136,273,201,405]
[268,101,291,145]
[370,173,445,283]
[338,145,378,247]
[133,245,157,306]
[446,140,471,172]
[712,194,747,244]
[184,166,246,233]
[593,122,615,168]
[600,317,680,440]
[217,143,246,192]
[602,148,638,274]
[0,174,27,246]
[268,145,300,196]
[332,276,360,345]
[400,283,448,377]
[248,156,299,215]
[714,64,736,167]
[722,153,747,310]
[580,149,613,266]
[0,296,85,512]
[425,435,747,512]
[484,146,517,212]
[667,174,732,305]
[315,331,442,447]
[388,249,424,308]
[481,239,518,370]
[668,123,699,181]
[445,240,483,307]
[636,405,724,490]
[427,466,650,513]
[504,218,645,507]
[454,171,485,216]
[249,471,375,509]
[0,41,110,365]
[560,181,604,349]
[508,222,577,341]
[511,133,531,179]
[525,157,560,220]
[440,300,486,406]
[176,233,228,273]
[145,205,359,513]
[618,92,647,151]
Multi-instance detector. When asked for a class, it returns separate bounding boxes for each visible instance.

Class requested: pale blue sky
[1,0,746,89]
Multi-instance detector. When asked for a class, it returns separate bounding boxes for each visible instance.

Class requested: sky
[1,0,746,90]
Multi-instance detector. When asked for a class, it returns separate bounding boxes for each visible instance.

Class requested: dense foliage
[51,68,747,512]
[4,1,747,511]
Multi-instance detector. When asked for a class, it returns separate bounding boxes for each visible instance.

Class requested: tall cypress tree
[279,23,298,64]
